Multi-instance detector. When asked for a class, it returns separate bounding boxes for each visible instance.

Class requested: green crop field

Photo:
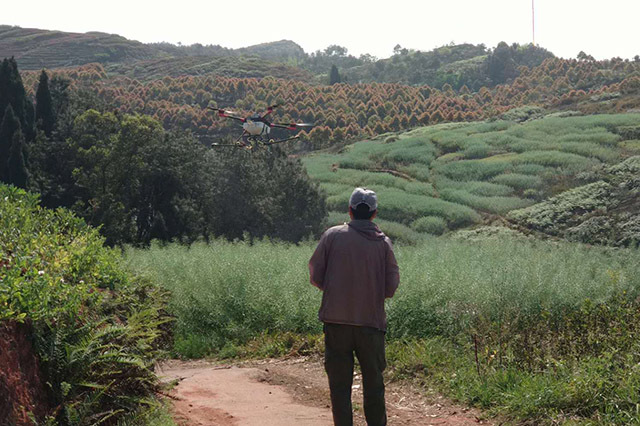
[303,113,640,243]
[126,237,640,423]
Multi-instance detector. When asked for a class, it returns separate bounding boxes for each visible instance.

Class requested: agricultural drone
[208,104,314,149]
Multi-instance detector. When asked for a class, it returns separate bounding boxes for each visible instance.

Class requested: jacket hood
[348,220,386,241]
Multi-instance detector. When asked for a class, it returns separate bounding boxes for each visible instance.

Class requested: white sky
[4,0,639,60]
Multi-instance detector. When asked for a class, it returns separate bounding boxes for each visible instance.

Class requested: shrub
[411,216,447,235]
[402,181,435,196]
[327,210,349,226]
[512,163,546,175]
[499,105,546,122]
[0,184,170,424]
[513,150,597,169]
[375,219,423,245]
[434,159,512,181]
[439,188,534,214]
[615,125,640,140]
[618,139,640,153]
[558,141,620,162]
[373,188,481,228]
[508,181,612,233]
[491,173,543,190]
[434,177,514,196]
[461,143,492,159]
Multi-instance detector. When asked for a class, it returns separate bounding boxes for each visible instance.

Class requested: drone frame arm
[208,107,246,122]
[261,104,281,119]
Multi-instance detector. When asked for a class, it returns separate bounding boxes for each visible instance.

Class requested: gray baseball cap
[349,187,378,211]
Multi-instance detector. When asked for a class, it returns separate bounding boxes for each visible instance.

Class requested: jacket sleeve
[384,239,400,298]
[309,232,329,290]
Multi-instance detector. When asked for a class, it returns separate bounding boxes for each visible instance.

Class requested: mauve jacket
[308,220,400,331]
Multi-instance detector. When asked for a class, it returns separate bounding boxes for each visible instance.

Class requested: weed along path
[159,358,489,426]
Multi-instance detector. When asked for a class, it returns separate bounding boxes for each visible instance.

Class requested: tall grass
[125,238,640,353]
[433,159,512,181]
[439,188,534,214]
[326,212,423,245]
[126,238,640,423]
[491,173,543,190]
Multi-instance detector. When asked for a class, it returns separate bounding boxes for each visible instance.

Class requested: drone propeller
[207,107,246,122]
[269,122,314,130]
[211,142,242,147]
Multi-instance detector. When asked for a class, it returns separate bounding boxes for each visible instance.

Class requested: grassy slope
[303,112,640,244]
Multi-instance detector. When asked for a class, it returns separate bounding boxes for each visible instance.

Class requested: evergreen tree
[329,64,341,85]
[35,69,55,137]
[0,105,20,182]
[0,58,32,137]
[487,42,518,85]
[6,128,28,188]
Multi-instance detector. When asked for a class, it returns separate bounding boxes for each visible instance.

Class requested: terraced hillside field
[303,113,640,244]
[105,55,313,81]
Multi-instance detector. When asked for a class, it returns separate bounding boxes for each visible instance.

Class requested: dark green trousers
[323,323,387,426]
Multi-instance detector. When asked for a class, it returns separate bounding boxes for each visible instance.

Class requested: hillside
[105,55,313,81]
[0,25,305,71]
[0,25,163,69]
[303,112,640,244]
[18,50,640,149]
[338,42,554,89]
[508,155,640,246]
[2,25,555,90]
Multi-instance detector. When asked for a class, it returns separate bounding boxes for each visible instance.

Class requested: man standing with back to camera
[309,187,400,426]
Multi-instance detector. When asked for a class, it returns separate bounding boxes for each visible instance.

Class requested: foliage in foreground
[0,184,171,425]
[126,237,640,423]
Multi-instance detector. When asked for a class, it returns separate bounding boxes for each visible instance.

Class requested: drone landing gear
[263,135,300,146]
[211,135,300,150]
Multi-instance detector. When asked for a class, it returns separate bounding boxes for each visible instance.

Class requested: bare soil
[158,357,491,426]
[0,321,50,425]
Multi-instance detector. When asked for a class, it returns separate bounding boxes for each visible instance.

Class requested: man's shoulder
[323,223,349,237]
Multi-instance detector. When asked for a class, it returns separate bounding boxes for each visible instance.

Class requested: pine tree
[329,65,341,85]
[0,105,20,182]
[0,58,25,129]
[36,69,55,137]
[6,128,28,188]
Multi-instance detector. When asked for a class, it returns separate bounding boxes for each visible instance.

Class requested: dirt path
[158,357,490,426]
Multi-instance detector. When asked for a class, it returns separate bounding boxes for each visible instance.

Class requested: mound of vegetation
[0,184,171,425]
[508,156,640,246]
[304,113,640,243]
[127,236,640,423]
